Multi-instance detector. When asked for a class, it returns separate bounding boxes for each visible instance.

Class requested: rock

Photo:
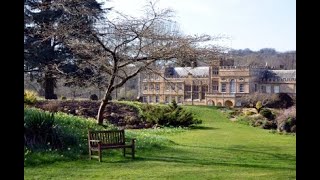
[110,112,116,117]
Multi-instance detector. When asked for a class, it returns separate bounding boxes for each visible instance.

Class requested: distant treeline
[228,48,296,69]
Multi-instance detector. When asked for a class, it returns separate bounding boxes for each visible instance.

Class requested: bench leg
[131,140,136,159]
[123,148,126,157]
[98,150,102,162]
[98,145,102,162]
[132,146,135,159]
[89,149,92,160]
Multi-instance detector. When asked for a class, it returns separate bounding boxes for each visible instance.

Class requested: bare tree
[64,2,222,124]
[240,93,278,107]
[238,92,294,111]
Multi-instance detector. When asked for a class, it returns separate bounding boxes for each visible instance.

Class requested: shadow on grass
[29,144,295,172]
[98,144,295,171]
[136,155,295,170]
[100,151,294,171]
[189,126,219,130]
[174,143,295,163]
[24,151,87,167]
[24,145,174,167]
[177,144,296,161]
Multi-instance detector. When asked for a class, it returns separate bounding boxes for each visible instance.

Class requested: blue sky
[103,0,296,52]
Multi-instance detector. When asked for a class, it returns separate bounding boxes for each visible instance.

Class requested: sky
[101,0,296,52]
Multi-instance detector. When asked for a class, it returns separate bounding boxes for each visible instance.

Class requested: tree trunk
[115,88,118,100]
[44,76,56,99]
[124,83,126,99]
[97,87,115,125]
[97,99,108,125]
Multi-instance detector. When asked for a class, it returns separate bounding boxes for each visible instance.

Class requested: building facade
[141,59,296,107]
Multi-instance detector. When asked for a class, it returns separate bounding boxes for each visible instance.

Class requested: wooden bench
[88,130,136,162]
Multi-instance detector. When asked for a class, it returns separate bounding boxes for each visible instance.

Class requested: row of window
[212,68,219,75]
[259,85,280,93]
[143,83,184,91]
[184,92,206,99]
[165,83,183,91]
[184,85,208,99]
[220,82,245,93]
[165,96,183,103]
[144,82,246,93]
[142,96,183,103]
[143,96,160,103]
[184,85,208,91]
[262,78,296,82]
[144,83,160,91]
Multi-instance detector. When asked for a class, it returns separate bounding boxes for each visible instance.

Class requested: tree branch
[113,59,157,89]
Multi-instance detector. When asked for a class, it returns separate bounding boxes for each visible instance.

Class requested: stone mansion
[140,59,296,107]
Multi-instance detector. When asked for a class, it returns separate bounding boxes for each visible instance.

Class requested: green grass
[24,106,296,180]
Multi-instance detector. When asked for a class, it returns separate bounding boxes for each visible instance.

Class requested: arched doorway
[217,102,222,106]
[207,100,215,106]
[225,100,233,107]
[230,79,236,93]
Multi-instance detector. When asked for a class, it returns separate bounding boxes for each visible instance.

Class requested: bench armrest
[89,140,101,143]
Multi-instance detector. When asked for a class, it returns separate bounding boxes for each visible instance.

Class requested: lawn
[24,106,296,180]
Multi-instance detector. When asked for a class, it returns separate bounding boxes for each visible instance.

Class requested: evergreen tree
[24,0,105,99]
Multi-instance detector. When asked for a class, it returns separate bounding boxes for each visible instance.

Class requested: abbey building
[140,59,296,107]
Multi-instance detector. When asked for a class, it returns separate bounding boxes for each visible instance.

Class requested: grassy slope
[24,106,295,180]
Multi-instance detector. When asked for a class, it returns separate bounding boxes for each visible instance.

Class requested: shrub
[254,119,266,127]
[24,107,116,166]
[261,120,277,129]
[251,118,276,129]
[255,101,262,113]
[24,109,58,149]
[117,101,144,119]
[236,113,277,130]
[61,96,67,100]
[281,117,296,133]
[250,114,265,121]
[139,100,201,127]
[239,93,294,109]
[89,94,98,100]
[259,108,275,120]
[41,101,60,112]
[24,90,38,105]
[236,116,255,126]
[244,111,256,116]
[227,109,242,118]
[175,109,202,127]
[276,106,296,133]
[167,100,202,127]
[269,129,277,134]
[266,93,294,108]
[24,108,112,151]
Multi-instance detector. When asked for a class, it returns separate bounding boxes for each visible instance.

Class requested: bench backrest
[88,130,125,146]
